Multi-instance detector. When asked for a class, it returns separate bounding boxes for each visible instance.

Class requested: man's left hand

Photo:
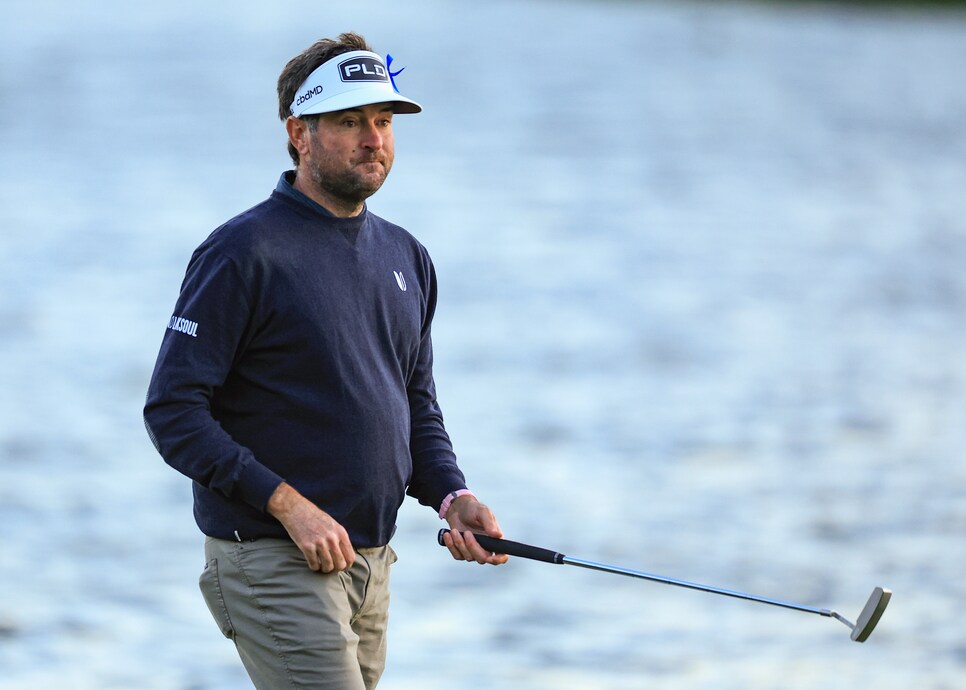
[441,496,509,566]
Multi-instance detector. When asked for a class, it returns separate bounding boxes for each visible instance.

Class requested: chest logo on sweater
[393,271,407,292]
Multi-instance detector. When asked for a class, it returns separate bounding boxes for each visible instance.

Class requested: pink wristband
[438,489,475,519]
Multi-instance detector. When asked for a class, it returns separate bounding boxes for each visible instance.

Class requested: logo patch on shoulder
[393,271,407,292]
[167,315,199,338]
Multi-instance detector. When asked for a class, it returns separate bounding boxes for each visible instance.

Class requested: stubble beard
[307,153,392,208]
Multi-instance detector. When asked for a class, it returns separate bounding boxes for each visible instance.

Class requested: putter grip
[437,529,564,564]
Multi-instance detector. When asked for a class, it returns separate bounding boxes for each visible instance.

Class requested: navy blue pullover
[144,172,467,547]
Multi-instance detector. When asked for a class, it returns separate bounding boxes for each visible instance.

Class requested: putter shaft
[561,555,841,620]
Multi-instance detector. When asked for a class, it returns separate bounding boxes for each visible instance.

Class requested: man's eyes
[339,117,392,128]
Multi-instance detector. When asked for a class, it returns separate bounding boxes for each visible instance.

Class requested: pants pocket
[199,557,236,640]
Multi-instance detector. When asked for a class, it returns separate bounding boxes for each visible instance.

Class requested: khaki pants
[199,536,396,690]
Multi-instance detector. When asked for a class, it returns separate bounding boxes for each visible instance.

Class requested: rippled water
[1,1,965,688]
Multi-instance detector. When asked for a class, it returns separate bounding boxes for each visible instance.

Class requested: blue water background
[1,1,964,688]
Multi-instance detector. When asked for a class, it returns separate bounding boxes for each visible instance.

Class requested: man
[144,32,506,690]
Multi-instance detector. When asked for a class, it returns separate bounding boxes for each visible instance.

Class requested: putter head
[850,587,891,642]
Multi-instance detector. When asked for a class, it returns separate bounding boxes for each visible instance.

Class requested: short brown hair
[277,32,373,165]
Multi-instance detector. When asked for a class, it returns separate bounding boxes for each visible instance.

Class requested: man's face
[300,103,395,209]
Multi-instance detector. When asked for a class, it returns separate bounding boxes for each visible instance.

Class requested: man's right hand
[266,482,355,573]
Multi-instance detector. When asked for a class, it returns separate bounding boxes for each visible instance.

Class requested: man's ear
[286,116,311,160]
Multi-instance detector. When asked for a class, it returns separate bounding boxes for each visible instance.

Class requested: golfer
[144,32,507,689]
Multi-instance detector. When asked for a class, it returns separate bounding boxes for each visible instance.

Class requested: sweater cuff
[438,489,475,519]
[235,458,287,513]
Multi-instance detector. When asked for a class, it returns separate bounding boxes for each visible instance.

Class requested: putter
[438,530,891,642]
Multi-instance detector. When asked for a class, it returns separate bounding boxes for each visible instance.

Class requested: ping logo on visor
[339,56,389,82]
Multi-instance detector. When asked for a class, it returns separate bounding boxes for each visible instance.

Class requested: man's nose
[359,121,384,149]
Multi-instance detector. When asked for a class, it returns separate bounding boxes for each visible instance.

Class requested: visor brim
[297,89,422,116]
